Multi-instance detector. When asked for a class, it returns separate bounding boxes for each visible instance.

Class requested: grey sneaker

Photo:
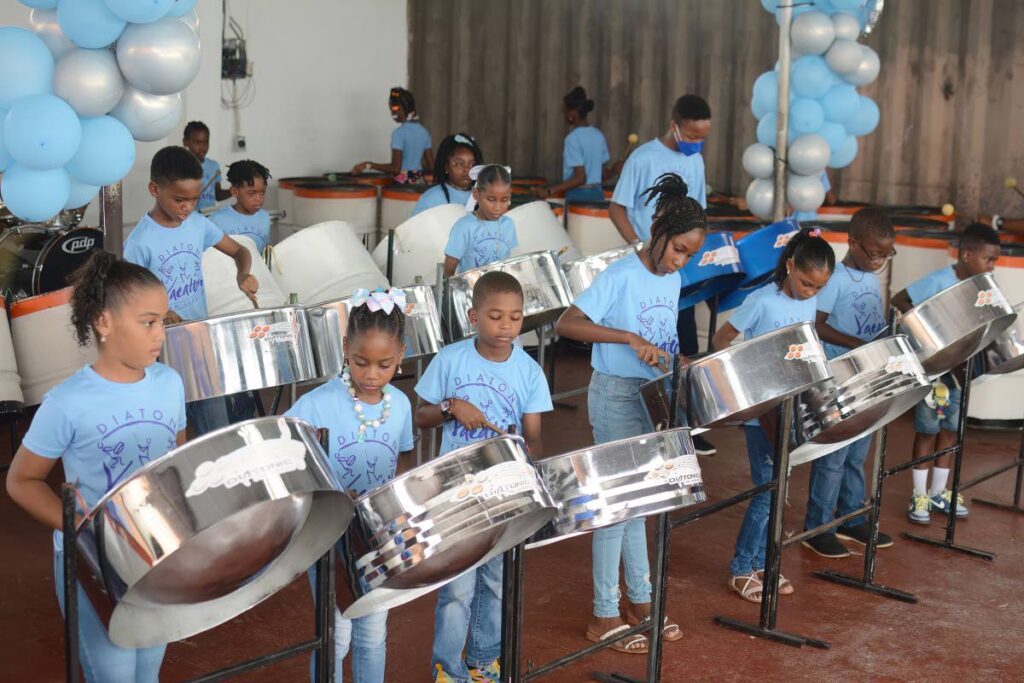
[908,493,931,525]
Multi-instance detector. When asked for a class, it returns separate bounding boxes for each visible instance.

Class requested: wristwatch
[440,398,455,421]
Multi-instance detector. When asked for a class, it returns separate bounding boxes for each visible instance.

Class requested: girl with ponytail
[533,86,611,203]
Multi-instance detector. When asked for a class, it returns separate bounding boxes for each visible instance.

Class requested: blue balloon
[0,108,10,172]
[167,0,197,17]
[791,55,833,99]
[752,71,778,120]
[814,0,837,13]
[65,177,99,210]
[829,135,859,169]
[0,28,55,109]
[757,113,777,147]
[66,115,136,186]
[846,95,880,136]
[3,95,82,171]
[790,98,826,135]
[821,84,860,123]
[819,121,847,154]
[103,0,174,24]
[58,0,127,49]
[0,165,70,222]
[19,0,59,8]
[831,0,866,10]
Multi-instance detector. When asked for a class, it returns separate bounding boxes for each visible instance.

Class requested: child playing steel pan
[209,159,273,254]
[443,164,517,277]
[413,133,484,216]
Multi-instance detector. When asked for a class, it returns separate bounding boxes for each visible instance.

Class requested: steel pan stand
[966,415,1024,515]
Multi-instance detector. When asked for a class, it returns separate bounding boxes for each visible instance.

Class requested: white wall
[2,0,408,225]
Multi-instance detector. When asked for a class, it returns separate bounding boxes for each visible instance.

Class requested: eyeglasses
[853,240,897,263]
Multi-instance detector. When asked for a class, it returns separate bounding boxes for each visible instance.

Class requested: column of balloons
[744,0,882,220]
[0,0,200,222]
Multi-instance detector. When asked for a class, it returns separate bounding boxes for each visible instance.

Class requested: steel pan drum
[162,306,317,402]
[677,231,745,308]
[273,221,388,304]
[528,429,705,548]
[445,251,573,339]
[561,244,640,299]
[790,336,931,466]
[507,200,582,262]
[976,301,1024,380]
[686,322,832,428]
[75,417,354,648]
[718,219,801,311]
[335,435,555,619]
[898,273,1016,377]
[372,203,468,287]
[306,284,444,377]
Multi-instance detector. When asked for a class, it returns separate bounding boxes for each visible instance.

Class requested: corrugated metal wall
[408,0,1024,218]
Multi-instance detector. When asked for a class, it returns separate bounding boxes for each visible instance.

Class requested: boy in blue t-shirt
[209,159,273,253]
[415,272,552,683]
[124,146,260,436]
[892,223,1003,525]
[183,121,230,210]
[803,209,896,558]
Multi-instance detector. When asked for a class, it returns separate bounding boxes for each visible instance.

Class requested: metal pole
[99,182,124,257]
[312,551,336,683]
[772,3,793,221]
[62,484,80,683]
[499,545,525,682]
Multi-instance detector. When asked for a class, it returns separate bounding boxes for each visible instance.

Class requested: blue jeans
[432,554,503,681]
[588,371,654,617]
[914,376,961,435]
[804,434,872,533]
[729,425,774,577]
[186,396,231,436]
[305,568,387,683]
[55,551,165,682]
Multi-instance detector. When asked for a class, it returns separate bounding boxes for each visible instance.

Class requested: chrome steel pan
[561,244,640,299]
[976,301,1024,382]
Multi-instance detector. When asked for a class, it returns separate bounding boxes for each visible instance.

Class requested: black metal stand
[968,422,1024,515]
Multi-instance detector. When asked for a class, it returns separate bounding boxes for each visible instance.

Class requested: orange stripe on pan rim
[382,187,426,201]
[568,205,610,218]
[511,177,546,187]
[818,206,861,216]
[293,187,377,199]
[11,287,72,318]
[896,234,952,250]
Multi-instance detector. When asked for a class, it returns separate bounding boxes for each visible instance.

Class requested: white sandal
[729,572,763,603]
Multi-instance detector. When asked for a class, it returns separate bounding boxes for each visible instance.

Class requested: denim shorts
[913,377,961,435]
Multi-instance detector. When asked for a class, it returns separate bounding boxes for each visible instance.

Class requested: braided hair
[564,86,595,118]
[69,251,164,347]
[432,133,484,203]
[226,159,271,187]
[773,227,835,288]
[640,173,707,264]
[389,87,417,120]
[347,292,406,345]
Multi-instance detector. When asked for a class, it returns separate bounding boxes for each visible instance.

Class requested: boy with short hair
[209,159,273,253]
[183,121,231,210]
[415,271,552,683]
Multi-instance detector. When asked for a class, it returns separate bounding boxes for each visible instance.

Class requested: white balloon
[843,45,881,86]
[832,12,861,41]
[28,8,74,60]
[791,11,835,56]
[743,143,775,180]
[54,48,125,117]
[788,134,831,176]
[787,173,826,213]
[116,17,200,96]
[179,8,199,36]
[746,178,775,221]
[110,86,183,141]
[825,38,863,75]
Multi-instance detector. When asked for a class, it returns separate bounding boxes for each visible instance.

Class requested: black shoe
[692,434,717,456]
[801,533,851,558]
[836,522,894,548]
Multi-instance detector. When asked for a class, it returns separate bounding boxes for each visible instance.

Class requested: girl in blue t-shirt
[711,228,834,604]
[6,252,188,683]
[353,87,433,184]
[412,133,484,217]
[286,288,414,683]
[533,86,611,204]
[443,164,517,276]
[556,173,706,654]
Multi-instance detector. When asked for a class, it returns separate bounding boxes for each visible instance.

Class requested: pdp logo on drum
[698,245,740,267]
[449,462,537,503]
[60,234,97,255]
[644,454,702,488]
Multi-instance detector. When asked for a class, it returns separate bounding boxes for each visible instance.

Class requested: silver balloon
[791,11,835,56]
[746,178,775,221]
[787,173,826,213]
[825,39,863,75]
[788,134,830,176]
[28,8,74,60]
[54,48,126,117]
[742,143,775,180]
[844,45,881,87]
[179,8,199,36]
[832,12,861,41]
[116,17,200,96]
[110,86,183,142]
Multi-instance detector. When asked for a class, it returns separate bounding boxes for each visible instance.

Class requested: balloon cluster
[0,0,200,222]
[744,0,882,220]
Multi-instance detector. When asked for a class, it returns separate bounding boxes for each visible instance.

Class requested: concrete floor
[1,348,1023,682]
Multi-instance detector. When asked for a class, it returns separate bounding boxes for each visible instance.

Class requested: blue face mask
[675,139,704,156]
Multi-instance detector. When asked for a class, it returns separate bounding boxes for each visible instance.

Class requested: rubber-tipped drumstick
[1006,176,1024,201]
[624,133,639,158]
[942,203,955,217]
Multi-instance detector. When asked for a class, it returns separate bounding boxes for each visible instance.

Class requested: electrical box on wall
[222,38,247,80]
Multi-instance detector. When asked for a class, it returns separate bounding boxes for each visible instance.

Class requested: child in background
[209,160,273,253]
[415,272,552,683]
[891,223,1002,524]
[286,288,414,683]
[182,121,231,210]
[443,165,516,276]
[412,133,483,217]
[712,228,835,603]
[353,87,433,184]
[556,173,706,653]
[803,208,896,557]
[533,86,610,204]
[124,146,259,435]
[6,252,187,683]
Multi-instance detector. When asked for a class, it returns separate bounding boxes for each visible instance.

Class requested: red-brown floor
[2,349,1023,681]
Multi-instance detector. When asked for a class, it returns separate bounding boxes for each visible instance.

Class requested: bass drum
[0,226,103,299]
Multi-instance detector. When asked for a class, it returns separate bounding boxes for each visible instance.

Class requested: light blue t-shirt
[611,139,708,241]
[412,184,472,217]
[564,126,610,185]
[574,252,680,381]
[22,363,187,548]
[415,339,553,456]
[444,213,518,272]
[817,261,886,359]
[199,157,221,210]
[286,378,413,496]
[390,121,432,172]
[906,265,959,306]
[209,205,271,253]
[124,211,224,321]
